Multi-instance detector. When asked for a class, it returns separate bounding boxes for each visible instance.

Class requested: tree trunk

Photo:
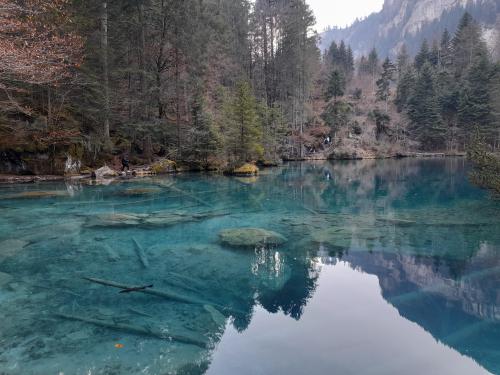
[101,1,110,139]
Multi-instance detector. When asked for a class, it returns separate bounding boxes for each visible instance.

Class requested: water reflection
[208,262,491,375]
[0,159,499,374]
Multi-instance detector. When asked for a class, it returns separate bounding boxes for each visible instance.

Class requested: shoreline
[0,154,468,185]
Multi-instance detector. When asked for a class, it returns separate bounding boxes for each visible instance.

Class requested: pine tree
[440,29,453,69]
[397,44,410,76]
[189,90,219,164]
[429,40,440,67]
[326,70,346,102]
[415,39,430,70]
[376,57,396,111]
[408,63,446,150]
[396,67,416,112]
[458,54,493,137]
[367,47,379,93]
[452,12,488,77]
[346,46,355,77]
[490,63,500,149]
[227,81,263,163]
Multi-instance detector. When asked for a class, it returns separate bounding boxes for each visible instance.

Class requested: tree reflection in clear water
[0,159,498,374]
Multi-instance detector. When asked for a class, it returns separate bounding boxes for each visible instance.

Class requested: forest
[0,0,499,187]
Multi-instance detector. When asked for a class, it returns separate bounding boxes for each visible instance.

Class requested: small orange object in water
[114,344,124,349]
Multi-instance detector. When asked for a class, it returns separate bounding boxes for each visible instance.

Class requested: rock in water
[0,239,29,261]
[85,213,142,228]
[218,228,287,248]
[0,271,13,288]
[120,188,162,196]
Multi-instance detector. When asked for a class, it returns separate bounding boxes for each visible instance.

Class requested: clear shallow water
[0,159,499,375]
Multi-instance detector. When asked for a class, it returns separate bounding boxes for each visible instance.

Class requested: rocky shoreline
[0,153,467,184]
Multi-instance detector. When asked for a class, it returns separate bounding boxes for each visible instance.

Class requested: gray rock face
[320,0,499,57]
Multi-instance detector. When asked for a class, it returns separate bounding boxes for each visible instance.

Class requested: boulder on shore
[151,159,176,174]
[227,163,259,176]
[219,228,287,248]
[93,166,118,179]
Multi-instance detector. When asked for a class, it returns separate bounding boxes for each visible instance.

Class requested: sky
[306,0,385,31]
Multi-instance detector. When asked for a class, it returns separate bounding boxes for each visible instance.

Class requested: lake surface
[0,159,499,375]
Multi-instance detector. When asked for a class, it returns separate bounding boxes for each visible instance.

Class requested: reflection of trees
[257,258,320,320]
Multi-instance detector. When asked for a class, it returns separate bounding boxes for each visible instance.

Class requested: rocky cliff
[320,0,500,58]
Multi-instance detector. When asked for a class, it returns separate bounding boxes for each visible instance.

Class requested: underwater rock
[85,211,211,229]
[0,271,13,288]
[376,217,416,226]
[103,244,120,262]
[234,176,259,185]
[142,213,193,227]
[0,239,29,261]
[93,166,118,179]
[85,213,143,228]
[219,228,287,248]
[2,191,68,200]
[120,187,162,196]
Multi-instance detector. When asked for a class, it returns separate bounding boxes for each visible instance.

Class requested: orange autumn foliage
[0,0,83,87]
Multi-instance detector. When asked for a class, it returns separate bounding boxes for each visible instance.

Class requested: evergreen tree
[429,40,440,67]
[458,54,493,137]
[408,63,446,150]
[189,90,219,165]
[396,67,416,112]
[367,48,379,75]
[346,46,355,76]
[326,70,346,102]
[452,12,488,77]
[415,39,430,70]
[439,29,453,69]
[397,44,410,76]
[367,47,379,92]
[227,81,263,163]
[376,57,396,111]
[490,63,500,149]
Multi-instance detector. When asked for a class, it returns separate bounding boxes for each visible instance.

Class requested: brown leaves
[0,0,84,86]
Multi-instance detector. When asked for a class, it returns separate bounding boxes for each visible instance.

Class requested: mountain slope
[320,0,500,58]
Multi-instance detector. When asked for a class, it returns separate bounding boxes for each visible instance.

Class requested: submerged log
[132,238,149,268]
[55,313,206,348]
[156,182,212,207]
[83,277,209,305]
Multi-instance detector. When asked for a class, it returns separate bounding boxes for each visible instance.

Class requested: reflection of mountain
[330,248,500,374]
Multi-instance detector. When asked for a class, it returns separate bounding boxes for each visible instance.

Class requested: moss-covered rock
[219,228,287,248]
[228,163,259,176]
[257,159,281,168]
[151,159,176,174]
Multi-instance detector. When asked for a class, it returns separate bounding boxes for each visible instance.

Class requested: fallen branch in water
[83,277,244,316]
[83,276,206,305]
[156,182,213,207]
[132,238,149,268]
[55,313,206,347]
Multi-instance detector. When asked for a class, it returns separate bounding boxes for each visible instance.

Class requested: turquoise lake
[0,159,499,375]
